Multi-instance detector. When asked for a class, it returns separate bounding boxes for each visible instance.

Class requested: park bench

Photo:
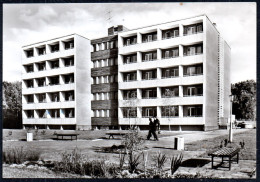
[208,147,240,170]
[106,132,128,139]
[55,133,79,140]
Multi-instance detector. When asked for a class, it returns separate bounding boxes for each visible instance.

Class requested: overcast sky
[3,2,256,83]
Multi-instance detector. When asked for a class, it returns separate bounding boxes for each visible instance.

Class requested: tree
[2,81,22,129]
[231,80,256,120]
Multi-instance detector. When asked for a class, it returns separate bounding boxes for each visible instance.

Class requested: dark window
[65,108,74,118]
[183,44,203,56]
[64,57,74,67]
[122,108,137,118]
[64,40,74,50]
[162,67,179,78]
[65,91,74,101]
[142,32,157,43]
[26,50,34,58]
[123,36,137,46]
[38,47,46,55]
[50,60,59,69]
[142,107,157,118]
[161,87,179,98]
[142,69,157,80]
[162,28,179,39]
[123,90,137,100]
[142,88,157,99]
[123,54,137,64]
[123,72,137,82]
[161,106,179,117]
[184,23,203,35]
[162,48,179,59]
[50,44,59,52]
[142,51,157,61]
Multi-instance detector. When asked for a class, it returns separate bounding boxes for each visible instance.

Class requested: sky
[3,2,256,83]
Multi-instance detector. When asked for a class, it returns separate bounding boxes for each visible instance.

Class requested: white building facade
[117,15,231,131]
[22,34,92,130]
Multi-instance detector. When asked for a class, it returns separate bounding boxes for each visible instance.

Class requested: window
[65,91,74,101]
[184,23,203,35]
[51,92,59,102]
[64,57,74,67]
[25,64,34,73]
[64,74,74,84]
[50,44,59,53]
[37,78,46,87]
[123,90,137,100]
[38,62,46,71]
[50,109,60,118]
[161,106,178,117]
[26,110,34,118]
[26,50,34,58]
[38,110,47,118]
[123,54,137,64]
[65,108,74,118]
[162,87,179,98]
[26,95,34,103]
[26,80,34,88]
[38,47,46,55]
[184,64,203,76]
[185,85,203,96]
[38,94,46,103]
[142,70,157,80]
[50,60,59,69]
[142,32,157,42]
[184,44,203,56]
[186,106,202,117]
[142,88,157,99]
[123,36,137,46]
[123,72,137,82]
[122,108,137,118]
[49,76,60,85]
[64,40,74,50]
[142,107,157,118]
[142,51,157,61]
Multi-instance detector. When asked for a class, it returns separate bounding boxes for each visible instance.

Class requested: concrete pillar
[46,125,50,130]
[157,48,162,60]
[59,41,64,51]
[137,32,142,43]
[137,107,142,118]
[137,70,142,81]
[60,58,64,68]
[157,68,162,79]
[137,88,142,99]
[46,109,51,118]
[179,65,183,77]
[60,109,65,118]
[33,63,38,72]
[179,45,183,57]
[157,87,161,98]
[179,24,184,37]
[33,79,37,88]
[60,92,65,102]
[179,105,183,118]
[33,47,37,57]
[157,106,161,117]
[46,61,51,70]
[60,75,64,85]
[34,94,38,103]
[179,86,183,97]
[60,125,63,130]
[118,36,123,47]
[34,110,38,118]
[137,52,142,63]
[46,44,51,54]
[119,90,123,100]
[46,93,51,103]
[157,28,162,41]
[119,108,123,118]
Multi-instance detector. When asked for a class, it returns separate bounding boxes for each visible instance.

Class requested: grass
[185,129,256,160]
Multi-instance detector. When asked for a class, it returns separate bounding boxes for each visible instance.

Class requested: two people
[147,116,160,141]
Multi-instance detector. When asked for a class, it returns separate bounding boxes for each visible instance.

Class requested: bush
[122,129,145,153]
[170,153,183,175]
[3,147,41,164]
[53,148,117,177]
[153,151,167,175]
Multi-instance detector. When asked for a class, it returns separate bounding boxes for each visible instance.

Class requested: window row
[121,105,203,118]
[92,57,118,68]
[122,23,203,46]
[92,40,118,52]
[121,64,203,82]
[92,109,118,117]
[24,39,74,58]
[122,85,203,100]
[24,91,74,103]
[122,43,203,64]
[92,92,118,101]
[24,108,75,118]
[23,73,74,88]
[23,57,74,73]
[92,74,118,84]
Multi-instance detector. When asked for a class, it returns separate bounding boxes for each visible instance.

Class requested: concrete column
[179,105,183,118]
[137,32,142,43]
[179,45,183,57]
[137,107,142,118]
[60,58,64,68]
[118,36,123,47]
[46,109,51,118]
[33,79,37,88]
[46,61,51,70]
[137,70,142,81]
[34,110,38,118]
[157,106,161,117]
[157,68,162,79]
[46,93,51,102]
[34,94,38,103]
[119,108,123,118]
[60,109,65,118]
[157,87,161,98]
[60,92,65,102]
[179,65,183,77]
[33,47,37,57]
[118,72,123,83]
[137,88,142,99]
[118,55,123,65]
[157,48,162,60]
[46,44,51,54]
[119,90,123,100]
[33,63,38,72]
[59,41,64,51]
[179,24,184,37]
[157,28,162,41]
[137,52,142,62]
[60,75,64,84]
[179,86,183,97]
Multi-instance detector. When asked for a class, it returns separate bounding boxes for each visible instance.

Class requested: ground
[2,128,256,179]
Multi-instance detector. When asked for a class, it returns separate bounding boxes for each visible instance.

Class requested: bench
[55,133,79,140]
[106,132,128,139]
[208,147,240,170]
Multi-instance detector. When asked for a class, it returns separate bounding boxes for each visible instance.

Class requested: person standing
[147,117,158,141]
[154,116,161,135]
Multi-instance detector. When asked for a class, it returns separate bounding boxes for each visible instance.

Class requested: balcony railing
[183,94,203,97]
[183,30,203,36]
[123,42,137,47]
[183,73,203,77]
[183,52,203,57]
[161,116,179,118]
[142,78,157,81]
[183,115,202,117]
[142,97,157,99]
[123,79,137,82]
[162,35,180,40]
[161,76,178,79]
[161,95,179,98]
[142,59,157,62]
[123,61,137,65]
[123,97,137,100]
[162,56,179,60]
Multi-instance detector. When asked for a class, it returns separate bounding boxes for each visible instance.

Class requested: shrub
[119,150,126,170]
[122,128,145,153]
[3,147,41,164]
[128,151,142,173]
[170,153,183,175]
[154,151,167,175]
[41,130,46,135]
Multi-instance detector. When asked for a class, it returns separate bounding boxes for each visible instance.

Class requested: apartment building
[22,34,91,130]
[91,25,128,129]
[117,15,231,131]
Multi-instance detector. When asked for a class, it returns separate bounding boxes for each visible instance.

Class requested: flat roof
[22,33,89,48]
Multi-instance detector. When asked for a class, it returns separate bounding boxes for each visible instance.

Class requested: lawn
[185,129,256,160]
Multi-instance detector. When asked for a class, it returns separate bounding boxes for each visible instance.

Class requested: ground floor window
[161,106,179,117]
[142,107,157,118]
[122,107,137,118]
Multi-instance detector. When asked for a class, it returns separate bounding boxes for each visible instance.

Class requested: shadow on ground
[181,158,211,167]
